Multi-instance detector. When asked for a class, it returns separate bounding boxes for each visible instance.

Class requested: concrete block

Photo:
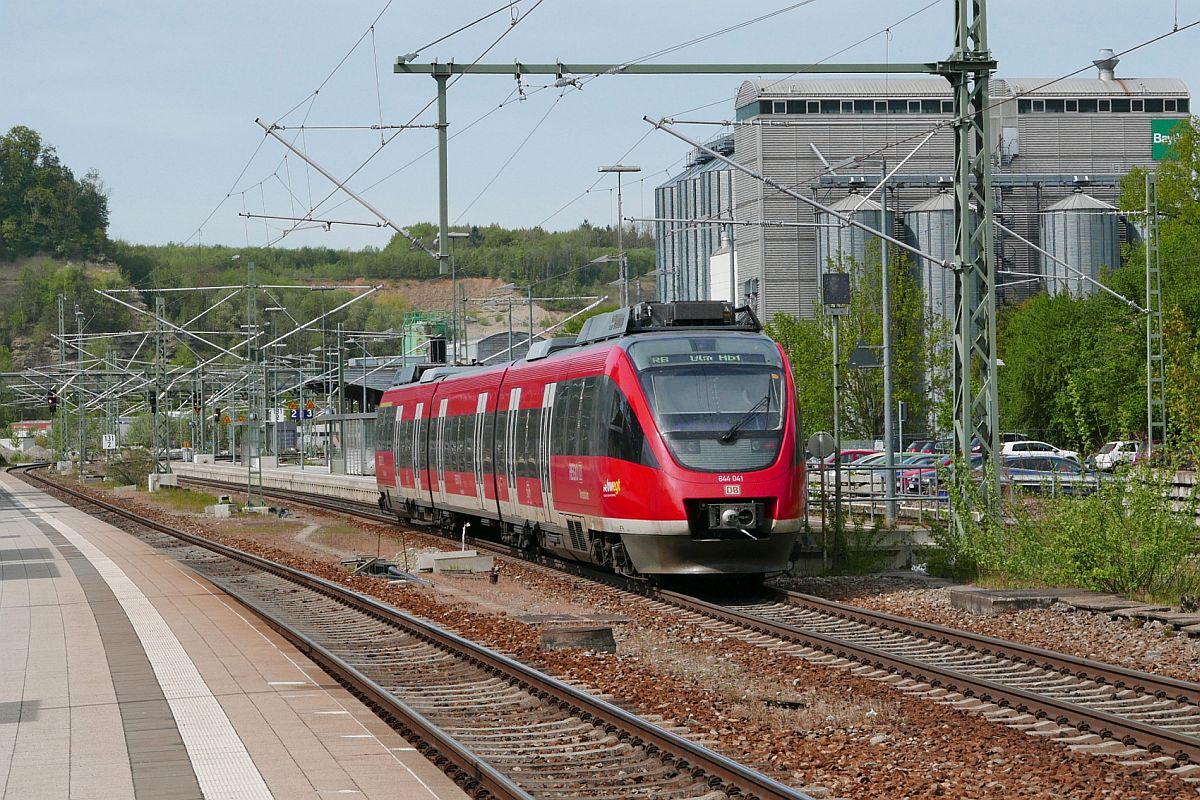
[539,626,617,653]
[57,461,74,473]
[242,505,271,515]
[253,456,278,469]
[205,504,234,518]
[415,549,494,574]
[146,473,179,492]
[948,587,1059,615]
[193,453,215,464]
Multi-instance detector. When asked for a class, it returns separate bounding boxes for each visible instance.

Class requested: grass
[152,487,220,513]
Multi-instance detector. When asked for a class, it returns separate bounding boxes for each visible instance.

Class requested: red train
[374,301,803,577]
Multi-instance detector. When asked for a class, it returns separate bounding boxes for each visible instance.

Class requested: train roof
[382,301,763,390]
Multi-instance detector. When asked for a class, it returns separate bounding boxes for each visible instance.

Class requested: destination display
[646,352,767,365]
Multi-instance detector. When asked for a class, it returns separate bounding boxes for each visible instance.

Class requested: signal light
[213,406,222,425]
[47,391,58,413]
[147,391,158,412]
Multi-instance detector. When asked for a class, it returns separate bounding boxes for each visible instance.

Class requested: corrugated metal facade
[654,137,734,302]
[705,75,1190,321]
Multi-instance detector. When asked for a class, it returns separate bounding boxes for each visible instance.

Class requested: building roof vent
[1093,48,1119,81]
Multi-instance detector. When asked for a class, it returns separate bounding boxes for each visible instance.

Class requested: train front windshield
[628,336,786,472]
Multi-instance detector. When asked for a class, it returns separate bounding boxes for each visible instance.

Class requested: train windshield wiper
[719,393,770,443]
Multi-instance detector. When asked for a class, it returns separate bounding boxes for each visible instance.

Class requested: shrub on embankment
[925,465,1200,603]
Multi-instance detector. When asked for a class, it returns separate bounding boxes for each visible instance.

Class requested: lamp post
[447,231,470,360]
[598,165,641,307]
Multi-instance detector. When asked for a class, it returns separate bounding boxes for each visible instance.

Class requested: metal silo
[904,191,962,324]
[816,192,892,295]
[1039,191,1120,297]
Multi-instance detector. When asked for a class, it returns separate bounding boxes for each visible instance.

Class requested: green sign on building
[1152,118,1185,160]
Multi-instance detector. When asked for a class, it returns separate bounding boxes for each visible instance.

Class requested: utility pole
[599,165,641,306]
[244,261,263,507]
[75,305,86,475]
[1145,173,1166,456]
[943,0,1000,501]
[880,172,896,526]
[56,293,66,464]
[152,295,171,476]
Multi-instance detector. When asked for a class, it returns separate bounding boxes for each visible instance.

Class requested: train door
[536,383,556,526]
[472,392,488,511]
[413,401,426,498]
[434,398,449,508]
[392,404,404,492]
[502,387,521,520]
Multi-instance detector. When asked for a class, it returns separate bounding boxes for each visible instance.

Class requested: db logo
[724,484,742,496]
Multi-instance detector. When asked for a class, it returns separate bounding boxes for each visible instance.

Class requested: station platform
[0,470,467,800]
[171,461,380,506]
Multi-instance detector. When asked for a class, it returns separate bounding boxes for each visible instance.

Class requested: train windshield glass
[627,336,785,472]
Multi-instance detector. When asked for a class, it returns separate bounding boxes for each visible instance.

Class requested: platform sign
[101,434,118,450]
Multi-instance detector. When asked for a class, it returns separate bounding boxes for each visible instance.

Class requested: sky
[3,1,1198,253]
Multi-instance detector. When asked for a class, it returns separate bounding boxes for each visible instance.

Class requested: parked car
[933,437,983,454]
[905,439,936,453]
[1002,455,1105,495]
[1092,440,1143,471]
[902,453,984,495]
[809,449,879,489]
[1000,440,1080,463]
[852,452,939,496]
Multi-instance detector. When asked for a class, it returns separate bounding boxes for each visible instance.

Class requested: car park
[1000,440,1080,463]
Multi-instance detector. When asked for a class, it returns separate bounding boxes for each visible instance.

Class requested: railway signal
[47,390,58,413]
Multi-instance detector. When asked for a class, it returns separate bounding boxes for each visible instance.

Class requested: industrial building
[653,51,1190,324]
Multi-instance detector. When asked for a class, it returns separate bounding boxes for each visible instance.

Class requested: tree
[766,245,939,442]
[0,126,109,260]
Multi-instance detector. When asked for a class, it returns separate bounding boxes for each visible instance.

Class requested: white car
[1001,440,1080,463]
[1093,440,1142,471]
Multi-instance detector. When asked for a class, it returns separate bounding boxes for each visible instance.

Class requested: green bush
[924,463,1200,602]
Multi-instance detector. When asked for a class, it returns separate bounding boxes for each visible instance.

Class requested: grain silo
[1039,191,1120,297]
[904,191,959,324]
[816,192,893,297]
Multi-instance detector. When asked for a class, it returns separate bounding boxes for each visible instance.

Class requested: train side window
[495,409,508,476]
[526,407,542,478]
[551,383,571,456]
[513,409,528,478]
[464,412,478,472]
[604,380,657,467]
[455,414,467,473]
[578,377,598,456]
[517,409,532,478]
[564,382,582,456]
[481,410,494,476]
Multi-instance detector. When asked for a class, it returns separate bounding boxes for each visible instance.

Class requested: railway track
[12,465,809,800]
[171,473,1200,771]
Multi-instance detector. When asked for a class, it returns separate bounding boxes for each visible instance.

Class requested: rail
[12,465,812,800]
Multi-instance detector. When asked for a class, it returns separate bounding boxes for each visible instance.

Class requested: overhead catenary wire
[261,0,549,249]
[182,0,517,247]
[533,0,943,228]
